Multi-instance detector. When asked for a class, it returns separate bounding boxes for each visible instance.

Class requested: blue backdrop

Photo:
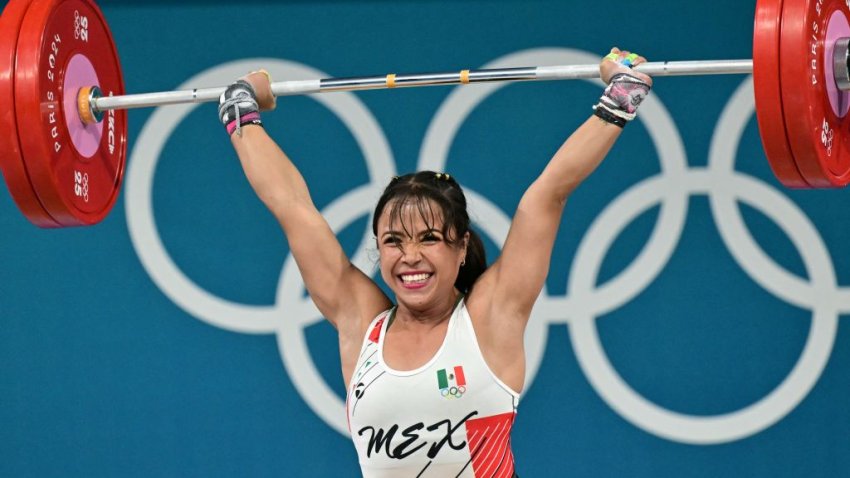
[2,0,850,476]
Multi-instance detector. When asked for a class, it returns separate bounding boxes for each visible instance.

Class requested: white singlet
[346,299,520,477]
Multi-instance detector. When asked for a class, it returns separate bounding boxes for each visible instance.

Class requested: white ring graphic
[569,76,844,444]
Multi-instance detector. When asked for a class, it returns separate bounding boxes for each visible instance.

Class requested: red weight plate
[15,0,127,226]
[780,0,850,188]
[753,0,811,188]
[0,0,60,226]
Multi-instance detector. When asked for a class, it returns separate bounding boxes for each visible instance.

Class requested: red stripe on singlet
[368,317,385,343]
[465,412,516,477]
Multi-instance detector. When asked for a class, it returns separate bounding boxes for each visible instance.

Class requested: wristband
[225,112,263,136]
[593,104,627,128]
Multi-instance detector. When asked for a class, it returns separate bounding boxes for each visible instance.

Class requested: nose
[401,243,423,264]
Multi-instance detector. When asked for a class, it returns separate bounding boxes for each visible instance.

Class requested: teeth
[401,273,431,283]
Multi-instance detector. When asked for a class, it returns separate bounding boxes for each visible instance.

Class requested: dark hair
[372,171,487,294]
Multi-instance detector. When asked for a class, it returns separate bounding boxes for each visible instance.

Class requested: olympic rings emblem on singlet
[441,386,467,399]
[125,49,850,446]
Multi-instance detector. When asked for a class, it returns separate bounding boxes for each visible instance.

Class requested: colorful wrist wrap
[593,72,651,127]
[218,80,262,137]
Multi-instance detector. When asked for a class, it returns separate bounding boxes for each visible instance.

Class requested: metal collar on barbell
[77,85,103,125]
[834,38,850,91]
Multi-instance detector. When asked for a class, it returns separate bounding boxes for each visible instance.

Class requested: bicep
[230,127,391,328]
[484,187,564,316]
[281,204,391,329]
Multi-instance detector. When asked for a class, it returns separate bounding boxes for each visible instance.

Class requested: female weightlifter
[217,48,651,477]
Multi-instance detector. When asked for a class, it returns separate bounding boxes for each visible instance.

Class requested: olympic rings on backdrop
[126,49,850,444]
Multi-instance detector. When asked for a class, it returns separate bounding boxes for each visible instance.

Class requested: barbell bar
[88,60,756,114]
[0,0,847,229]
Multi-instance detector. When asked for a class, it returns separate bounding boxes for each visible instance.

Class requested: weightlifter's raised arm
[217,72,390,331]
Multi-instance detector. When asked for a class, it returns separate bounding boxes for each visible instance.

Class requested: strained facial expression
[376,199,467,306]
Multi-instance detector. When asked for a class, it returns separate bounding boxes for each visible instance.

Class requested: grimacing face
[375,199,468,310]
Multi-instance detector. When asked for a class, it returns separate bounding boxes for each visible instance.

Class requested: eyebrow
[380,228,441,238]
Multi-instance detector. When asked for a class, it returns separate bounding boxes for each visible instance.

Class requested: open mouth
[399,272,433,286]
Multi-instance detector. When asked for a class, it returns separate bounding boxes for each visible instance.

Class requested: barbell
[0,0,845,228]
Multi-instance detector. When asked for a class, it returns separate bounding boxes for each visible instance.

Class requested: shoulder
[337,303,394,351]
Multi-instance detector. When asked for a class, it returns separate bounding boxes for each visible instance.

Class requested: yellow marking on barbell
[460,69,470,84]
[386,74,397,88]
